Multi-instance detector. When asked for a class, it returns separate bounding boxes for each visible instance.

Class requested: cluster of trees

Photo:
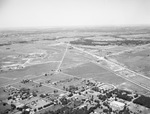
[0,103,16,114]
[59,97,69,105]
[65,85,78,93]
[102,88,150,109]
[20,88,30,94]
[42,104,100,114]
[70,39,150,46]
[41,101,131,114]
[92,88,134,102]
[39,87,143,114]
[21,79,30,84]
[133,95,150,108]
[109,89,134,101]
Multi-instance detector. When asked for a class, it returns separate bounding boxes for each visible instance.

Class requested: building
[110,101,125,111]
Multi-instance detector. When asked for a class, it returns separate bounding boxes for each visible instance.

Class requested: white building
[110,101,125,111]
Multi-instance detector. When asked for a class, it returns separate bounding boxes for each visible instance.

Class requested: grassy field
[33,72,83,91]
[63,62,126,85]
[117,81,148,95]
[0,78,12,85]
[63,62,149,94]
[63,62,111,76]
[33,72,72,82]
[93,46,132,57]
[111,48,150,77]
[0,88,9,100]
[0,41,66,88]
[60,50,90,69]
[12,81,58,94]
[0,103,11,114]
[0,62,58,78]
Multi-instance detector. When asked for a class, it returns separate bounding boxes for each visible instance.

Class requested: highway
[71,44,150,92]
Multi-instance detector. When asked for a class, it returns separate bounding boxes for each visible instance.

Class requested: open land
[0,27,150,114]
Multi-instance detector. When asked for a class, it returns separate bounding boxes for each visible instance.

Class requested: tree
[11,104,16,110]
[54,90,58,93]
[32,91,37,97]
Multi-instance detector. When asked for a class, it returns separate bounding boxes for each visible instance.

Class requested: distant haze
[0,0,150,29]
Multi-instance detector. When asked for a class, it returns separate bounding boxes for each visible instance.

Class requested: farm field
[63,62,110,76]
[110,47,150,77]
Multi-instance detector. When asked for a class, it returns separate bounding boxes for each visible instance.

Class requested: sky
[0,0,150,29]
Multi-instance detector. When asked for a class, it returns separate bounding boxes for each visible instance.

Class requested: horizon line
[1,24,150,31]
